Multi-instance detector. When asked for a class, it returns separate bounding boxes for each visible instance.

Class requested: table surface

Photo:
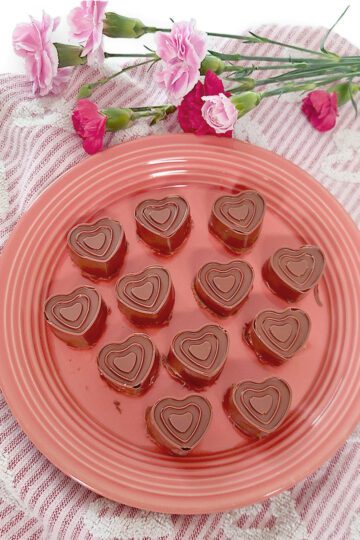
[1,0,359,74]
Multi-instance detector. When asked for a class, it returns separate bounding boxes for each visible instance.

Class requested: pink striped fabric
[0,25,359,540]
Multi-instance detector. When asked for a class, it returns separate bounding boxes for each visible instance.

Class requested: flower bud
[328,82,360,106]
[103,13,146,38]
[103,108,133,131]
[54,43,86,67]
[231,92,261,117]
[78,84,93,99]
[232,78,255,91]
[200,56,225,75]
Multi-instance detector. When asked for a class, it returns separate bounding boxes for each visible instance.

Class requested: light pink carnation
[68,1,107,66]
[12,12,68,96]
[155,20,207,104]
[51,67,73,95]
[201,93,238,134]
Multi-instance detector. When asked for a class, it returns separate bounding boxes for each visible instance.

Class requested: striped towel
[0,25,359,540]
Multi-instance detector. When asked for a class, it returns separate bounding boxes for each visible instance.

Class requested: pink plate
[0,134,360,514]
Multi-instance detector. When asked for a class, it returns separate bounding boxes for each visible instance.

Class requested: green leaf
[241,32,262,44]
[78,85,93,99]
[225,69,254,81]
[54,43,86,67]
[348,79,358,117]
[320,5,350,54]
[208,50,242,61]
[146,60,157,72]
[247,31,264,43]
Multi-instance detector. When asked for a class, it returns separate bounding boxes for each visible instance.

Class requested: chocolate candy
[209,190,265,252]
[97,334,160,395]
[135,196,191,254]
[166,325,229,388]
[146,395,212,456]
[246,307,310,365]
[67,218,127,279]
[44,286,107,348]
[194,260,254,316]
[224,378,292,438]
[263,245,325,301]
[116,266,175,325]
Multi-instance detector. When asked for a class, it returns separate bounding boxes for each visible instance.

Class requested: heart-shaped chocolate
[67,218,127,279]
[97,334,160,395]
[146,395,212,456]
[135,196,191,254]
[246,308,311,364]
[224,378,292,438]
[116,266,175,325]
[44,286,107,348]
[166,325,229,387]
[209,190,265,252]
[194,260,254,316]
[263,245,325,301]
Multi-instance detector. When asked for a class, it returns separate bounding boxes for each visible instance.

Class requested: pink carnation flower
[72,99,107,154]
[301,90,338,132]
[68,1,107,66]
[178,70,234,137]
[201,93,237,134]
[155,20,207,105]
[12,12,70,96]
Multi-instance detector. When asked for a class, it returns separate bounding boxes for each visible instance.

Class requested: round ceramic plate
[0,134,360,514]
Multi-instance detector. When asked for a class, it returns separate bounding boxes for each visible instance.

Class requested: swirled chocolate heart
[67,218,127,279]
[135,196,191,254]
[263,245,325,301]
[97,334,160,395]
[194,260,254,316]
[44,286,107,348]
[209,190,265,252]
[146,395,212,456]
[224,378,292,438]
[116,266,175,325]
[166,325,229,388]
[246,308,311,364]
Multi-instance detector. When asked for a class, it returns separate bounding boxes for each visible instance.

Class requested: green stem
[207,32,325,56]
[143,26,169,33]
[226,60,360,74]
[143,26,325,56]
[130,105,168,111]
[104,52,155,58]
[261,85,313,98]
[209,51,335,63]
[108,58,156,79]
[253,65,358,86]
[260,74,358,98]
[342,55,360,60]
[86,58,157,94]
[226,62,309,71]
[132,110,158,119]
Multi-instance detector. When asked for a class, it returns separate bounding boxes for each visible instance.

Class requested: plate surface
[0,134,360,514]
